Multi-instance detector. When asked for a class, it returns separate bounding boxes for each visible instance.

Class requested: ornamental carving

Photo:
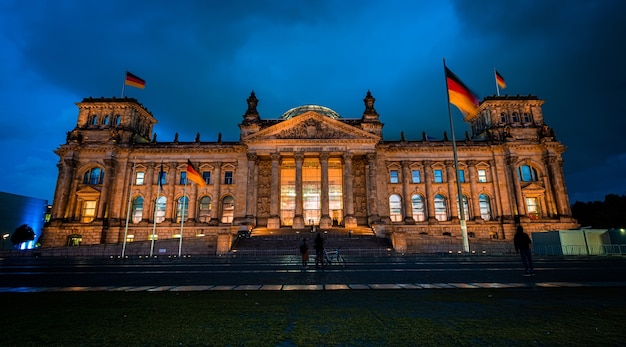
[274,119,359,139]
[256,159,272,217]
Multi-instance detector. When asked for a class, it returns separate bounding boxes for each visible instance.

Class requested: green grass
[0,287,624,346]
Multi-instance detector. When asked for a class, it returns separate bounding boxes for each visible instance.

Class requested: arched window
[83,167,104,185]
[434,194,447,221]
[91,115,98,125]
[132,197,144,224]
[518,165,538,182]
[500,113,507,123]
[523,113,531,123]
[512,112,519,123]
[198,196,212,223]
[479,194,492,220]
[176,196,189,223]
[221,196,235,224]
[456,194,470,219]
[103,115,110,125]
[114,115,121,126]
[389,194,402,222]
[411,194,425,222]
[155,196,166,224]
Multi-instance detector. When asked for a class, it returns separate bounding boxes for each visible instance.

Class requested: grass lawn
[1,287,624,346]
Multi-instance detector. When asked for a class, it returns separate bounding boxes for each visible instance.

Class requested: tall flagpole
[178,179,187,258]
[443,59,470,253]
[121,158,136,258]
[121,72,126,98]
[149,159,164,257]
[494,68,501,96]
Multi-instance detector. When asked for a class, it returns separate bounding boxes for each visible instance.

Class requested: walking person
[299,238,309,269]
[514,225,534,276]
[314,232,324,268]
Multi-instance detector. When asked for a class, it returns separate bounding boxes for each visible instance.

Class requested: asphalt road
[1,255,625,290]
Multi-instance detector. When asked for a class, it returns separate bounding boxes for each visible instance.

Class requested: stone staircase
[231,227,394,257]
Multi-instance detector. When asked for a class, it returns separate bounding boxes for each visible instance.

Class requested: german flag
[445,67,480,116]
[125,71,146,89]
[495,70,506,89]
[186,160,206,186]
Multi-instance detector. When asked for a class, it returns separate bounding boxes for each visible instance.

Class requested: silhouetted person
[514,225,534,275]
[299,238,309,269]
[314,233,324,268]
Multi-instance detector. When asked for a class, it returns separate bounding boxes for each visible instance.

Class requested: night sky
[1,0,624,205]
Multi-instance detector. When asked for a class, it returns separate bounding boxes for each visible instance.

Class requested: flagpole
[121,158,136,258]
[121,72,126,98]
[443,59,470,253]
[178,179,187,258]
[150,159,164,257]
[494,68,501,96]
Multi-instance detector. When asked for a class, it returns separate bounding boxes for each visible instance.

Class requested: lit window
[155,196,166,223]
[434,169,443,183]
[411,194,425,222]
[411,170,421,183]
[83,168,104,185]
[389,194,402,222]
[526,197,540,219]
[81,200,97,223]
[478,169,487,182]
[518,165,538,182]
[390,170,399,184]
[135,172,145,185]
[202,172,211,184]
[176,196,189,223]
[132,197,143,223]
[434,194,447,221]
[224,171,233,184]
[479,194,492,220]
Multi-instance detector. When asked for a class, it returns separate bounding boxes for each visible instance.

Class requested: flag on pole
[495,70,506,89]
[186,160,206,186]
[445,67,480,116]
[158,161,165,191]
[125,71,146,89]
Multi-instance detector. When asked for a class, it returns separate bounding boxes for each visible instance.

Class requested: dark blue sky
[1,0,624,204]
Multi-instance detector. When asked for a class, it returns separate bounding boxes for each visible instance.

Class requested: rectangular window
[434,169,443,183]
[202,171,211,184]
[411,170,421,183]
[81,200,97,223]
[478,169,487,182]
[135,172,145,185]
[224,171,233,184]
[389,170,399,184]
[180,172,187,184]
[458,170,465,183]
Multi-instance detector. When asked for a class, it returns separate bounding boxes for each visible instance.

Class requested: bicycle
[324,248,346,267]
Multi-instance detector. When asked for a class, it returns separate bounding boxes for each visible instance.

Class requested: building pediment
[520,182,545,191]
[75,186,102,197]
[243,111,380,142]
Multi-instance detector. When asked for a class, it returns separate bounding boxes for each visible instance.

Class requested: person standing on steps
[514,225,534,276]
[314,232,324,268]
[299,238,309,269]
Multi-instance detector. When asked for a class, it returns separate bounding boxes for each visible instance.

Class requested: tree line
[571,194,626,229]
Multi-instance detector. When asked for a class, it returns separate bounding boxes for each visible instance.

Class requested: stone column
[401,161,414,223]
[342,152,357,228]
[293,152,305,228]
[144,162,154,222]
[245,153,257,219]
[210,162,221,224]
[547,156,571,216]
[423,160,436,222]
[366,153,379,223]
[507,156,525,216]
[267,153,281,229]
[53,158,76,219]
[445,160,458,219]
[165,162,177,221]
[97,157,115,220]
[319,153,332,228]
[467,160,481,220]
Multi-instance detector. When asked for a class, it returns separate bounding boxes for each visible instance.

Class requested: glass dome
[280,105,341,120]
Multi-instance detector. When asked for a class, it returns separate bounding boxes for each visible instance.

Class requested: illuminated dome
[280,105,341,120]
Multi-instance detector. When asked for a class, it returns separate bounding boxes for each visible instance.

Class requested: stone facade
[40,92,578,254]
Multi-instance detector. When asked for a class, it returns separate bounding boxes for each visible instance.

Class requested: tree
[572,194,626,229]
[10,224,35,247]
